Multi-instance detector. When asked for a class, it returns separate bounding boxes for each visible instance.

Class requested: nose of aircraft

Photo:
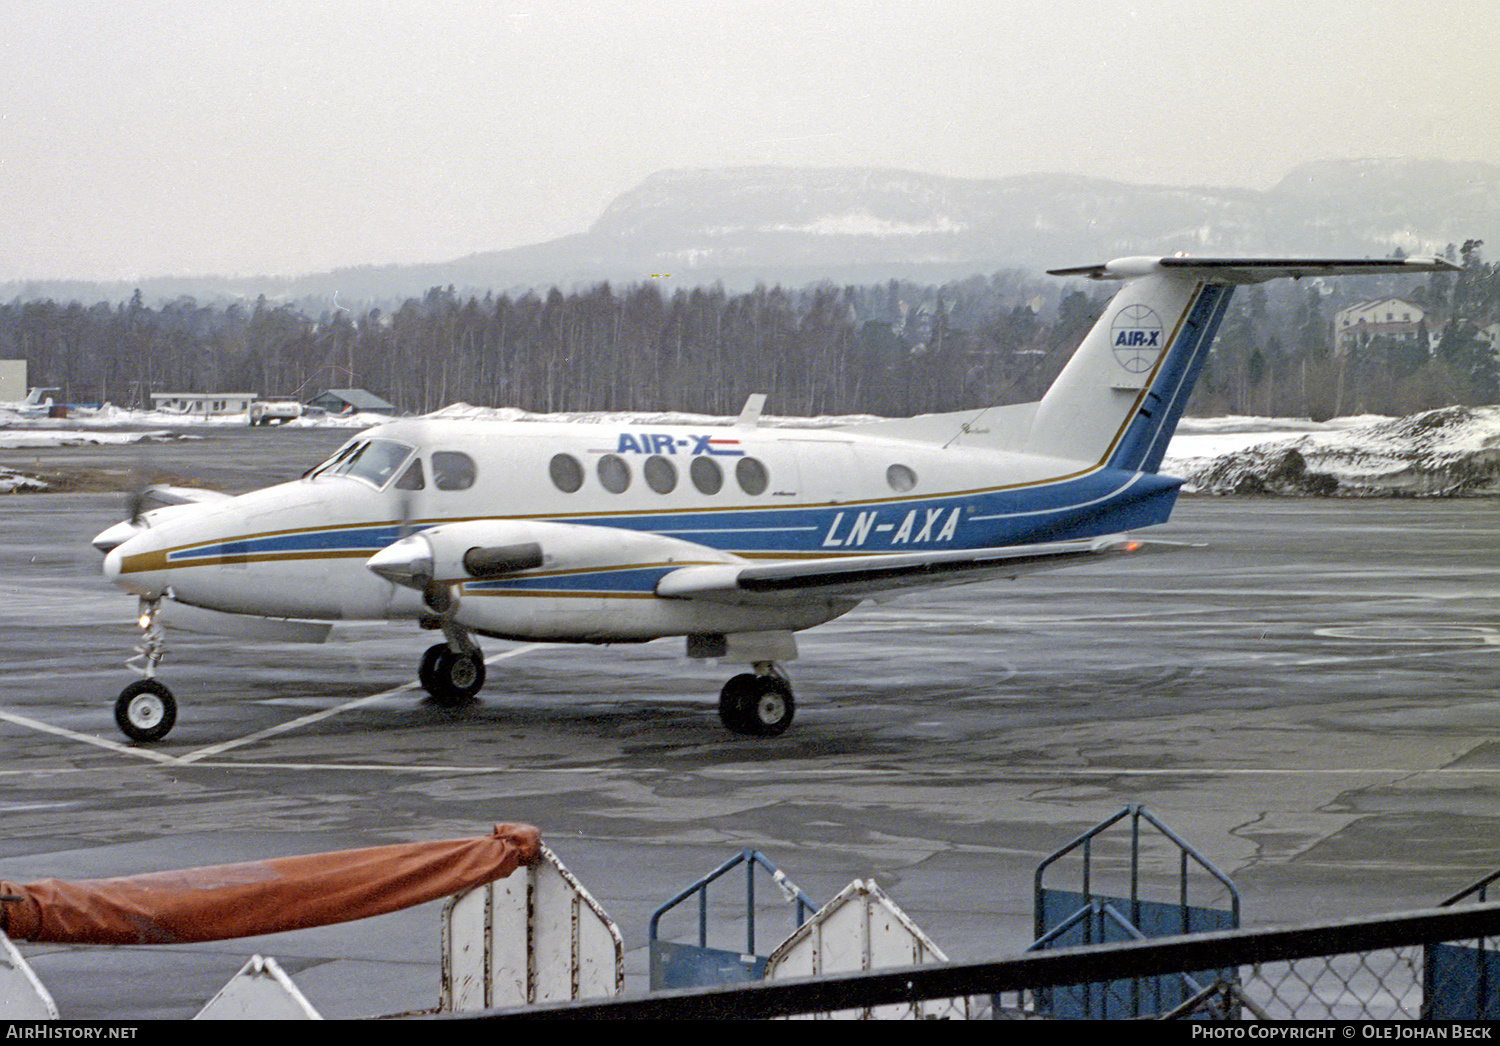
[92,519,144,554]
[366,534,434,588]
[98,526,169,597]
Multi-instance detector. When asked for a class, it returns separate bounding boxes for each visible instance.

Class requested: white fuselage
[100,415,1166,643]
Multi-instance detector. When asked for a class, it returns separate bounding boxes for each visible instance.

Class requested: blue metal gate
[648,849,818,991]
[1029,804,1240,1018]
[1425,868,1500,1019]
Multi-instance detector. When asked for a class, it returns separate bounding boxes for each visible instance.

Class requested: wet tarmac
[2,425,1499,1019]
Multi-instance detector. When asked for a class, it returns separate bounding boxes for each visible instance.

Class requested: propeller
[124,446,158,525]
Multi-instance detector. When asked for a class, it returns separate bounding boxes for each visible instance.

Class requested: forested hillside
[3,244,1496,421]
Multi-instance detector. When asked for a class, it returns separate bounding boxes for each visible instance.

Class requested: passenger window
[550,453,584,493]
[886,464,917,492]
[431,451,476,491]
[690,456,723,495]
[643,455,677,494]
[736,457,769,496]
[597,454,630,494]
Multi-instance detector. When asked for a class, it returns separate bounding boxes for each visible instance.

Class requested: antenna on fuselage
[735,394,766,429]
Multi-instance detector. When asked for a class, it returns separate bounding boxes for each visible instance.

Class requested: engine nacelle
[366,519,848,643]
[367,519,740,599]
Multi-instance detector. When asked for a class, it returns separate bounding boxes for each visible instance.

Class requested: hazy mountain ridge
[7,159,1496,304]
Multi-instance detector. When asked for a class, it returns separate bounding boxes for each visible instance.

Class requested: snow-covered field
[4,402,1500,497]
[1164,407,1500,496]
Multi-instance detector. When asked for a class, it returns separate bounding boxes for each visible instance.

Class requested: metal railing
[647,848,819,990]
[430,901,1500,1020]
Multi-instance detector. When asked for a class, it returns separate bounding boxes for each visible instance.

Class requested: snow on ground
[0,468,49,493]
[1164,407,1500,496]
[425,402,881,428]
[0,404,388,432]
[0,428,192,449]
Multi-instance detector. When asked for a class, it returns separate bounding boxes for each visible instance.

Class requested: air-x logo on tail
[1110,304,1164,374]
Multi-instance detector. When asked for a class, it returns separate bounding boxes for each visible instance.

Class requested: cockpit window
[307,438,362,478]
[394,458,425,490]
[338,439,416,488]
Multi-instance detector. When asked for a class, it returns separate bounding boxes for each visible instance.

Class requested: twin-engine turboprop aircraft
[92,254,1455,742]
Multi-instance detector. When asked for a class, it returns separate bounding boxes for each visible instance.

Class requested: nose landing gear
[114,598,178,743]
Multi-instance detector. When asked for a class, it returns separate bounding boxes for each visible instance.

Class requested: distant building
[150,392,257,416]
[1335,298,1426,355]
[306,388,397,416]
[0,360,26,402]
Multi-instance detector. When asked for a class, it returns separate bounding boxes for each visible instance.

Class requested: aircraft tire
[115,679,177,743]
[426,648,485,707]
[418,643,446,692]
[719,673,794,737]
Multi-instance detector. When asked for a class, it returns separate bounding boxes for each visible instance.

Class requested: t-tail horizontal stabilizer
[1048,255,1459,283]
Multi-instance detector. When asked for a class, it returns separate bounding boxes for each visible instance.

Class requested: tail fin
[1025,265,1225,471]
[1027,256,1456,472]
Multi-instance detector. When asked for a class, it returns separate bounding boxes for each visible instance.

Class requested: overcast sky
[3,0,1497,282]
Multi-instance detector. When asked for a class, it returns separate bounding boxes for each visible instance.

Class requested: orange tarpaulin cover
[0,823,540,945]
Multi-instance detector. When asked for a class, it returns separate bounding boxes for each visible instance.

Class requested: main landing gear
[718,663,795,737]
[115,597,178,743]
[418,642,486,706]
[418,622,485,707]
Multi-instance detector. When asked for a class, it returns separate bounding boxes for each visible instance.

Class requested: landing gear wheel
[115,679,177,743]
[418,643,445,692]
[718,673,795,737]
[424,647,485,707]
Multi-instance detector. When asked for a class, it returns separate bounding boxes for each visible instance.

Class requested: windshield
[309,438,415,489]
[338,439,416,488]
[306,438,362,478]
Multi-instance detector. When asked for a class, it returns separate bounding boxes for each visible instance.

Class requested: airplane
[1,387,65,417]
[90,254,1456,743]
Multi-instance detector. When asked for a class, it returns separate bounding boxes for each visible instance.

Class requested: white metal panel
[441,845,623,1011]
[440,884,492,1011]
[489,865,532,1005]
[0,930,57,1019]
[193,955,321,1020]
[764,879,970,1020]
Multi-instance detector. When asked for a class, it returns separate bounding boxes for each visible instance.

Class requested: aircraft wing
[655,534,1158,605]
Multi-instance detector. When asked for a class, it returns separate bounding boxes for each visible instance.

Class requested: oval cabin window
[431,451,476,491]
[643,455,677,494]
[886,464,917,492]
[690,456,723,495]
[736,457,769,496]
[597,454,630,494]
[549,453,584,493]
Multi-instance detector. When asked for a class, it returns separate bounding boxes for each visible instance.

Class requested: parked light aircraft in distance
[1,387,64,417]
[91,254,1456,742]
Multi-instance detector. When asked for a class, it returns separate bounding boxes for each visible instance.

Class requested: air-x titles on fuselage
[610,433,744,455]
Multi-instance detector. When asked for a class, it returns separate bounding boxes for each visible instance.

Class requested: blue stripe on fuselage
[160,465,1183,573]
[167,523,408,562]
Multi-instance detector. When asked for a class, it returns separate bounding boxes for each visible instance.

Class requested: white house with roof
[150,392,258,417]
[1335,298,1426,355]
